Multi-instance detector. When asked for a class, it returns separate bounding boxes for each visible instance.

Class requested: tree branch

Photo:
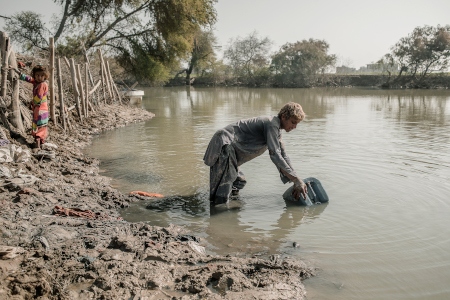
[104,28,154,43]
[54,0,72,42]
[86,2,151,48]
[54,0,87,43]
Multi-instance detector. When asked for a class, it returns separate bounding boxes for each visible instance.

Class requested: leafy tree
[223,31,272,84]
[186,31,218,85]
[271,39,336,87]
[388,24,450,86]
[200,59,230,85]
[4,0,217,83]
[175,30,218,85]
[114,33,172,84]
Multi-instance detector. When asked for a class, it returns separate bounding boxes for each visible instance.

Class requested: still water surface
[86,87,450,300]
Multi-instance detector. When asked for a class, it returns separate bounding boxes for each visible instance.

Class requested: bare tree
[224,31,272,80]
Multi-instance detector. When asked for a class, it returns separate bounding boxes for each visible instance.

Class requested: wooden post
[104,61,113,101]
[64,106,73,130]
[97,49,112,102]
[106,61,122,104]
[96,49,106,103]
[56,58,66,130]
[84,62,89,116]
[84,53,95,85]
[63,57,70,69]
[8,47,24,132]
[1,32,9,100]
[75,64,86,117]
[84,53,97,106]
[49,37,56,122]
[0,32,3,59]
[69,58,82,119]
[111,75,122,104]
[89,80,101,95]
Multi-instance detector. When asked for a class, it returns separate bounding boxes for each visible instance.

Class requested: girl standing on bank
[13,65,50,148]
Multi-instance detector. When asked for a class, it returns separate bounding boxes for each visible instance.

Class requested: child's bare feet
[33,138,41,149]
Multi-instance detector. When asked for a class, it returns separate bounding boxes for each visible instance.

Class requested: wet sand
[0,103,314,299]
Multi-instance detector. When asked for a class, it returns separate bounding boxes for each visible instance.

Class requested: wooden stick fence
[56,58,66,130]
[0,32,125,136]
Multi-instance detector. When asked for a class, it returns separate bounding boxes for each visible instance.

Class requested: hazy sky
[1,0,449,68]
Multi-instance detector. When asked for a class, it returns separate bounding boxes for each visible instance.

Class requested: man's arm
[265,120,305,199]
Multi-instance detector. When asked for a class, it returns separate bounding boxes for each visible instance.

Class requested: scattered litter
[130,191,164,198]
[53,205,123,221]
[0,245,25,260]
[32,150,56,160]
[4,170,40,186]
[187,241,206,256]
[0,139,10,147]
[0,144,31,163]
[41,142,58,150]
[0,165,12,178]
[33,236,50,251]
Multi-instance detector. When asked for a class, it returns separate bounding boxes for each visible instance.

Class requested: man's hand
[279,168,308,200]
[292,179,307,200]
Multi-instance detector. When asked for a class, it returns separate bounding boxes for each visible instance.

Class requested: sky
[1,0,450,69]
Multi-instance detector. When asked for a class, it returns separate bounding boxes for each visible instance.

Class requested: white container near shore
[121,89,144,104]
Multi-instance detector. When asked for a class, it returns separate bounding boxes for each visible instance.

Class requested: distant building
[335,63,399,74]
[363,63,399,74]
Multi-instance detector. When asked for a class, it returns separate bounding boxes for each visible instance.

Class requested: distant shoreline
[163,74,450,89]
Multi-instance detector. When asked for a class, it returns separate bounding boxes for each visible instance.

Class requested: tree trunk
[185,72,191,86]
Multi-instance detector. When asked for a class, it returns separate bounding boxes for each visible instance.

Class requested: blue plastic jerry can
[282,177,329,205]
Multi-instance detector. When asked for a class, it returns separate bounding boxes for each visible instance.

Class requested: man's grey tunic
[204,116,298,203]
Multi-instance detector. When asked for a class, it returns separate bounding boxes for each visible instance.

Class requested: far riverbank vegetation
[1,1,450,89]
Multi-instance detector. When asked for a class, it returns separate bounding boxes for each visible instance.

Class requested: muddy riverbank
[0,103,314,300]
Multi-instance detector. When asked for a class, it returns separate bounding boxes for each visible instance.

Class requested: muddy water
[86,86,450,300]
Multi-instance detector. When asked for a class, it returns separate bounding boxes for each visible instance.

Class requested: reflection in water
[381,93,449,125]
[142,186,328,256]
[207,200,328,256]
[86,87,450,300]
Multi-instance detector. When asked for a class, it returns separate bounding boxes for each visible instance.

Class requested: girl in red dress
[15,65,50,149]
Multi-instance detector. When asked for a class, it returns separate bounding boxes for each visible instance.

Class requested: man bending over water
[203,102,308,205]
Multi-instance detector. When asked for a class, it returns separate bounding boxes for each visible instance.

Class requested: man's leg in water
[231,170,246,197]
[209,145,238,205]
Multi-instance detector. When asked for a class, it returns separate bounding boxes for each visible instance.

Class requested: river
[86,86,450,300]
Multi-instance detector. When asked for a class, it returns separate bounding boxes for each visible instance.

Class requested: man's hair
[278,102,305,121]
[31,65,49,80]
